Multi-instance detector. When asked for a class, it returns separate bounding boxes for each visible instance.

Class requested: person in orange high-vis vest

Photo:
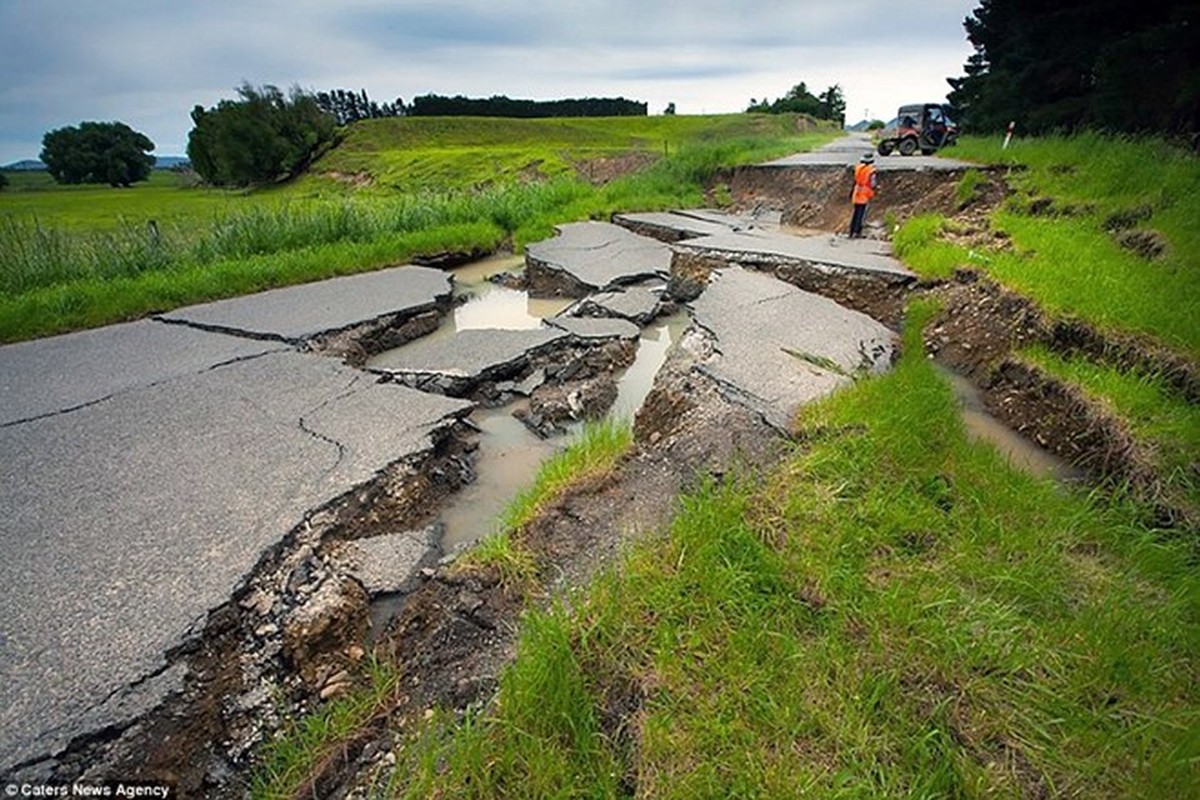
[849,152,878,238]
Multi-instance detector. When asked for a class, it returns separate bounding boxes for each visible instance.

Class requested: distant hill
[154,155,190,169]
[1,156,189,171]
[3,159,46,171]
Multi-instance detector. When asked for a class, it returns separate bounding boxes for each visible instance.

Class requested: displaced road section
[157,265,452,342]
[0,282,470,777]
[763,132,975,171]
[692,267,896,429]
[524,221,671,294]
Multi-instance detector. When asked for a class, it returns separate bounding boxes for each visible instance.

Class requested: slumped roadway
[0,144,922,780]
[0,268,469,776]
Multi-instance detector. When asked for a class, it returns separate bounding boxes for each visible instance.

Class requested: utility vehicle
[876,103,958,156]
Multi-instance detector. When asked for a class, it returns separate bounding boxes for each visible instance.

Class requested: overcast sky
[0,0,979,164]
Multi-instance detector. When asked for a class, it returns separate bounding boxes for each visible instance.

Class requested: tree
[818,85,846,127]
[746,82,844,123]
[315,88,406,125]
[39,121,155,187]
[663,102,677,115]
[0,172,8,190]
[947,0,1199,134]
[187,84,337,186]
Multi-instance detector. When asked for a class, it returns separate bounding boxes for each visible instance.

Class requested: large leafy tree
[40,121,155,187]
[948,0,1199,134]
[187,84,337,186]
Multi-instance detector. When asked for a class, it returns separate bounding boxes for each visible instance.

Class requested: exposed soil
[573,152,659,185]
[729,163,1009,231]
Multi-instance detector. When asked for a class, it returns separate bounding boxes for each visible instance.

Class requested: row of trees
[747,83,846,126]
[314,88,405,126]
[406,94,648,118]
[948,0,1198,134]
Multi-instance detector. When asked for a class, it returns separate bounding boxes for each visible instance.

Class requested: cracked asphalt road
[0,277,470,776]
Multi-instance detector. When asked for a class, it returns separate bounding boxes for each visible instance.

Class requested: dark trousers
[849,203,868,237]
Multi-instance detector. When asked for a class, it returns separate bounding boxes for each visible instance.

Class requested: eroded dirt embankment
[729,163,1000,230]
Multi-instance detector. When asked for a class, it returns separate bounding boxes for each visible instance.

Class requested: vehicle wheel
[898,137,918,156]
[921,148,935,156]
[877,140,894,156]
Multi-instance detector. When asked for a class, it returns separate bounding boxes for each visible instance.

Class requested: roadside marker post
[1002,121,1015,150]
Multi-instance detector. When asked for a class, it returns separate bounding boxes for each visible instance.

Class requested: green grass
[300,114,815,196]
[252,656,399,800]
[0,115,836,342]
[1021,344,1199,511]
[457,419,633,590]
[384,303,1199,798]
[899,132,1200,356]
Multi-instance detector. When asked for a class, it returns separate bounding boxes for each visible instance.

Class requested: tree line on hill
[406,94,647,118]
[31,86,651,189]
[746,83,846,126]
[948,0,1198,136]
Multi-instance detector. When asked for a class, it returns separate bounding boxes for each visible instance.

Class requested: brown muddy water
[381,253,686,554]
[367,255,684,635]
[938,365,1085,483]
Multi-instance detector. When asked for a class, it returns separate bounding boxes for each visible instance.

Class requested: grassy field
[375,305,1198,798]
[0,114,835,342]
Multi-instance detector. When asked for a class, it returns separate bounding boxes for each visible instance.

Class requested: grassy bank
[379,305,1198,798]
[1021,344,1199,514]
[0,114,835,342]
[897,133,1199,357]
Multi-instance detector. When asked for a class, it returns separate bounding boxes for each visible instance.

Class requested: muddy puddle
[442,252,573,334]
[368,254,686,632]
[938,365,1085,483]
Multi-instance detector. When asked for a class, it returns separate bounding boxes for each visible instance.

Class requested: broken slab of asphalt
[612,207,781,243]
[0,349,471,778]
[690,266,897,431]
[670,229,917,326]
[524,221,671,296]
[365,327,570,397]
[566,282,667,325]
[156,265,453,344]
[544,316,641,341]
[675,229,912,281]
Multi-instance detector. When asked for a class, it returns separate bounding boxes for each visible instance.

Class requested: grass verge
[382,302,1198,798]
[1021,344,1199,514]
[896,133,1199,357]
